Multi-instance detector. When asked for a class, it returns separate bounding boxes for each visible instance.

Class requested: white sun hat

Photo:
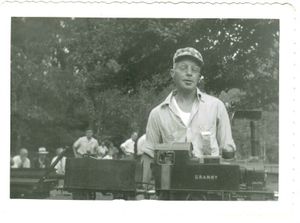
[38,147,49,154]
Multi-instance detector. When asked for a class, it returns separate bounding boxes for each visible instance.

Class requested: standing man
[73,129,99,157]
[32,147,50,169]
[11,148,31,168]
[120,132,138,159]
[143,47,236,182]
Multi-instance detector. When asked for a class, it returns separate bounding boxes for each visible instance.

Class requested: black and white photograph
[0,1,298,223]
[10,17,279,200]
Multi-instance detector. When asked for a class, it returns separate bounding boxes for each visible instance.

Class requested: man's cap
[173,47,204,67]
[38,147,49,154]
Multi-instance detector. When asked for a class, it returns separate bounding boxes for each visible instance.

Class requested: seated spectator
[107,141,119,159]
[96,141,108,159]
[101,142,117,160]
[102,152,113,160]
[32,147,50,169]
[11,148,31,168]
[51,147,66,175]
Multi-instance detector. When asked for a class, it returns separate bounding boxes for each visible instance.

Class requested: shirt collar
[160,88,205,107]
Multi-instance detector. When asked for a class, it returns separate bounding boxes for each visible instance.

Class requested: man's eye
[178,65,188,70]
[176,64,200,73]
[192,67,200,72]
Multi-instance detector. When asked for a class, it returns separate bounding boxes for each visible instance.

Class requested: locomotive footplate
[155,189,277,200]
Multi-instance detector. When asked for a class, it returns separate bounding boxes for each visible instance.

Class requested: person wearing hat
[142,47,236,183]
[32,147,50,169]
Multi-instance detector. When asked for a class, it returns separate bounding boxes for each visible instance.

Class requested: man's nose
[186,66,193,76]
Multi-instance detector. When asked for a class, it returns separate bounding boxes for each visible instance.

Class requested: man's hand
[120,146,127,155]
[73,146,80,158]
[222,146,234,153]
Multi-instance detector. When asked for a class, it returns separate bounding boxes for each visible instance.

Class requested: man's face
[56,148,63,156]
[39,154,47,160]
[131,133,138,141]
[86,130,93,139]
[171,58,201,92]
[20,149,28,159]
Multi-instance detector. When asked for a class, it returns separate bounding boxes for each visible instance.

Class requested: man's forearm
[72,146,79,157]
[120,146,127,154]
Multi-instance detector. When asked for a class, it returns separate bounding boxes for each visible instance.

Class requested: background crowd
[11,129,145,175]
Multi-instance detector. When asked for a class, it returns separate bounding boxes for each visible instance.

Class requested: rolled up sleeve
[73,138,81,148]
[216,101,236,152]
[144,109,161,158]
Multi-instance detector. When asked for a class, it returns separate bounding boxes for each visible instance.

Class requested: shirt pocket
[163,128,186,143]
[194,122,214,134]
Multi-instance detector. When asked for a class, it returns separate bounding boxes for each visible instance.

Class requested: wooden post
[250,120,257,157]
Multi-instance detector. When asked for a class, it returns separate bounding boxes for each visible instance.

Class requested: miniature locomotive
[61,142,276,200]
[152,142,276,200]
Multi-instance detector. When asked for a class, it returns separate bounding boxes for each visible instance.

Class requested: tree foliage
[11,18,279,162]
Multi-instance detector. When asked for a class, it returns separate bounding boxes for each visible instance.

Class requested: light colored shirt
[172,97,191,127]
[137,134,146,155]
[96,145,108,158]
[12,155,31,168]
[102,155,113,160]
[73,136,99,155]
[120,138,135,154]
[51,156,66,175]
[145,89,236,158]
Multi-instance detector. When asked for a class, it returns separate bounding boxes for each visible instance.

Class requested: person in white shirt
[12,148,31,168]
[120,132,138,158]
[51,147,66,175]
[73,129,99,157]
[137,134,146,156]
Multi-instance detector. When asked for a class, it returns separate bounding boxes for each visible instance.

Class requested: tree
[11,18,279,162]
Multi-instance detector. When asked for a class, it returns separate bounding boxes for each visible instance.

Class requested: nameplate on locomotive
[194,174,218,180]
